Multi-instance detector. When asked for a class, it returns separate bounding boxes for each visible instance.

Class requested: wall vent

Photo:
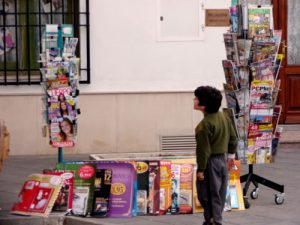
[160,135,196,152]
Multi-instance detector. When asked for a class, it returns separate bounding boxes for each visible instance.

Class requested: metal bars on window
[0,0,90,85]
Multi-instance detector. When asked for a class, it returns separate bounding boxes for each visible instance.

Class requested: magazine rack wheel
[250,188,259,199]
[275,193,284,205]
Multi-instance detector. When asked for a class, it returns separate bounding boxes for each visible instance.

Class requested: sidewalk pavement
[0,144,299,225]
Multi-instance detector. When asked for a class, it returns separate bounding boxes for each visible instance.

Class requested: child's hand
[197,172,205,181]
[227,158,236,171]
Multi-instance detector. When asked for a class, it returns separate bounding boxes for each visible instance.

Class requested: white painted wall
[0,0,231,155]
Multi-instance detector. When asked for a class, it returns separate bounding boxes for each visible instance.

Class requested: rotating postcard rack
[223,2,284,208]
[40,24,80,163]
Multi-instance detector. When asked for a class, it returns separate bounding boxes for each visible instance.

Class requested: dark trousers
[196,154,228,225]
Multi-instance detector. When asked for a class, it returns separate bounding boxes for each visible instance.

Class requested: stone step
[279,124,300,143]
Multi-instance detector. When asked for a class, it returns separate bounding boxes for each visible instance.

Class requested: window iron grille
[0,0,90,85]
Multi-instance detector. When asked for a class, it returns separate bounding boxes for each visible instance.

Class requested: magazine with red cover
[43,170,74,212]
[11,173,63,217]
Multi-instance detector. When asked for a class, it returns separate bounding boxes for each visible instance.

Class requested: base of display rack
[240,164,285,208]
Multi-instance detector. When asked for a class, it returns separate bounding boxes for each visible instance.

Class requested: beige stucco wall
[0,92,228,156]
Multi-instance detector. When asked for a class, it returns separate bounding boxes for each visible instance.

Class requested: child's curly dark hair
[194,86,222,113]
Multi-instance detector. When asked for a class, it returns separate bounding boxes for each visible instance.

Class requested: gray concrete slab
[0,145,299,225]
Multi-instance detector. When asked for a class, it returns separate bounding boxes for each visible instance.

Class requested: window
[0,0,90,85]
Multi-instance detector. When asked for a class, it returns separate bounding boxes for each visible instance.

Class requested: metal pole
[58,147,63,163]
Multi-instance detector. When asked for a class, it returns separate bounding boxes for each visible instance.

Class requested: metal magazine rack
[224,2,284,209]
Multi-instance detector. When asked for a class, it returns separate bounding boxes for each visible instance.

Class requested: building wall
[0,0,230,155]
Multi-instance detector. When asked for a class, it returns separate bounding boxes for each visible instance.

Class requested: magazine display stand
[224,3,284,208]
[40,24,80,163]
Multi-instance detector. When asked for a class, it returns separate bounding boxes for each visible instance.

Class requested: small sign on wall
[205,9,230,27]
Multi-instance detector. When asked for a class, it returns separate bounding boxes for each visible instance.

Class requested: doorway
[273,0,300,123]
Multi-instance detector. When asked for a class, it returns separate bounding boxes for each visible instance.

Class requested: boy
[194,86,237,225]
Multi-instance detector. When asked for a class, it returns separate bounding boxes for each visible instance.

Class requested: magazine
[148,161,160,215]
[11,173,63,217]
[229,6,238,33]
[43,170,74,212]
[249,80,274,105]
[179,164,193,214]
[223,84,241,115]
[223,33,240,65]
[228,160,244,210]
[171,164,180,215]
[248,6,272,38]
[91,169,112,217]
[237,39,252,66]
[136,161,149,215]
[97,162,136,218]
[55,162,96,216]
[238,67,250,88]
[250,60,276,81]
[251,38,277,63]
[222,60,239,90]
[247,124,273,164]
[250,103,274,124]
[159,160,172,215]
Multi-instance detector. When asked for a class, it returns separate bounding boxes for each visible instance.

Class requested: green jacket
[195,111,237,172]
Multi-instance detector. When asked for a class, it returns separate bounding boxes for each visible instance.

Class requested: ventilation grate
[160,135,196,151]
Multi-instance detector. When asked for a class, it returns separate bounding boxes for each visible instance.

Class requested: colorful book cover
[72,186,90,215]
[228,160,244,210]
[248,6,272,38]
[11,173,63,217]
[170,158,203,213]
[97,162,136,218]
[222,60,239,90]
[159,160,172,215]
[250,104,274,124]
[148,161,160,215]
[251,38,277,63]
[91,169,112,217]
[136,161,149,215]
[47,86,77,148]
[43,170,74,212]
[250,80,274,105]
[179,164,193,214]
[55,162,96,216]
[171,164,180,214]
[223,33,240,65]
[247,124,273,164]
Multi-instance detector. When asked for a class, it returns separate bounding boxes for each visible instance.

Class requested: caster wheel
[250,189,259,199]
[275,193,284,205]
[244,197,250,209]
